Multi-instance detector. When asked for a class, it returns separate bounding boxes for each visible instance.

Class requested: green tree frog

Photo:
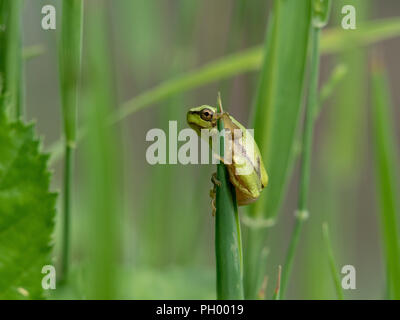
[187,102,268,212]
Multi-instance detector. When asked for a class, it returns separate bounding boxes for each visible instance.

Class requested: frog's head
[187,105,217,135]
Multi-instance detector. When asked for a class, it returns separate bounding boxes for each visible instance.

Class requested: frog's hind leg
[210,172,221,216]
[226,165,258,206]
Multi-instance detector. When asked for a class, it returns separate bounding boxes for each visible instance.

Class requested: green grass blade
[57,0,83,282]
[110,48,261,124]
[215,99,244,300]
[0,0,23,119]
[322,17,400,54]
[280,0,332,299]
[310,0,370,300]
[83,0,121,299]
[322,223,344,300]
[289,63,348,163]
[371,59,400,300]
[59,0,83,145]
[249,0,312,220]
[47,17,400,165]
[272,265,282,300]
[111,17,400,124]
[317,63,348,115]
[244,0,312,299]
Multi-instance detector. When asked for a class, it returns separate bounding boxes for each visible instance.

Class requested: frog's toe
[211,172,222,187]
[209,185,217,216]
[209,188,215,198]
[211,199,216,217]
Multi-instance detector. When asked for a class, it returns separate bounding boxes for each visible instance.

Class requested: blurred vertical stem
[244,0,312,299]
[306,0,370,300]
[316,63,348,116]
[138,0,199,267]
[84,0,120,299]
[280,0,331,299]
[0,0,23,118]
[58,0,83,281]
[371,60,400,300]
[322,223,344,300]
[215,98,244,300]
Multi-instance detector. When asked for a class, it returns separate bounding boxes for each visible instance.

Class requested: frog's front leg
[210,172,221,216]
[211,112,225,127]
[211,92,229,125]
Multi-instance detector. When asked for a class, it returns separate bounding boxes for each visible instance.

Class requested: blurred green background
[18,0,400,299]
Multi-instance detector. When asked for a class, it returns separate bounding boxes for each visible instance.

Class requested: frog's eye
[200,108,214,121]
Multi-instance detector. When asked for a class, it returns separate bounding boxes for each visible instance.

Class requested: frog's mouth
[187,111,215,135]
[186,112,201,135]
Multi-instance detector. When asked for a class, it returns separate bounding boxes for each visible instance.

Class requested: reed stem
[58,0,83,281]
[215,96,244,300]
[280,26,321,299]
[322,222,344,299]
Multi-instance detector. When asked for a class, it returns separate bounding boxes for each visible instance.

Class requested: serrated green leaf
[0,114,56,300]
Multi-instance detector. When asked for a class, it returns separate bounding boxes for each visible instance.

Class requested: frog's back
[227,114,268,184]
[223,113,268,205]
